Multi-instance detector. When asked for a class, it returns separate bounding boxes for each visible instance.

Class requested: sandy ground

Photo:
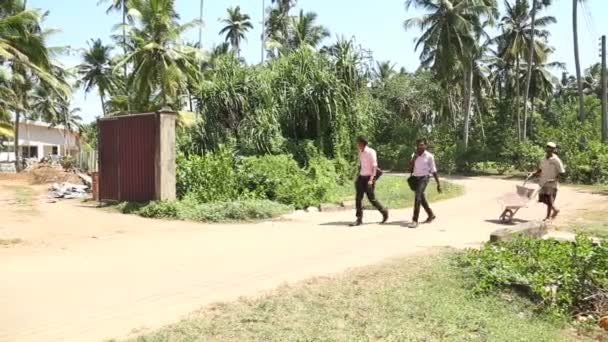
[0,176,604,342]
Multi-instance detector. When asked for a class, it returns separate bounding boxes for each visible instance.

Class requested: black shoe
[424,215,436,224]
[349,220,363,227]
[381,210,389,224]
[408,221,418,229]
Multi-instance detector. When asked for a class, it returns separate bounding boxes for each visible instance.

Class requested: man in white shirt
[531,142,565,221]
[350,136,389,227]
[408,138,441,228]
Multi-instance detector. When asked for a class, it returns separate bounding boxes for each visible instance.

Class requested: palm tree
[374,61,397,84]
[117,0,201,110]
[78,39,114,116]
[323,37,367,91]
[289,10,330,50]
[572,0,586,121]
[404,0,496,148]
[0,70,18,138]
[522,0,553,140]
[98,0,129,81]
[264,0,296,57]
[219,6,253,57]
[57,106,82,155]
[493,0,554,140]
[0,0,66,170]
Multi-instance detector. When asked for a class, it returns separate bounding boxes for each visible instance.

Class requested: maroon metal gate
[98,113,157,202]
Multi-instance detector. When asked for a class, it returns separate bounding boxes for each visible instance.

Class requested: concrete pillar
[155,110,177,201]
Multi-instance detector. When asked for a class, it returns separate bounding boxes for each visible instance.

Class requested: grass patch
[0,238,23,247]
[115,199,292,223]
[125,251,578,342]
[569,221,608,240]
[2,185,36,214]
[556,184,608,239]
[332,175,464,209]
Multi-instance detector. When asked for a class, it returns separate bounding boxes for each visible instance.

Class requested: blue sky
[28,0,607,123]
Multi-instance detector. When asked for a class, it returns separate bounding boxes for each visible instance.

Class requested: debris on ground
[77,173,92,187]
[31,164,82,184]
[48,182,90,199]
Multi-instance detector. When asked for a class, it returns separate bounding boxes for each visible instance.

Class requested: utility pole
[198,0,204,49]
[602,35,607,143]
[261,0,266,63]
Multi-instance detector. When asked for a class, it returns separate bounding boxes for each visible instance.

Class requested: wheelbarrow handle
[523,173,535,186]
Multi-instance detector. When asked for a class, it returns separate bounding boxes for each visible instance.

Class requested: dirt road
[0,177,602,342]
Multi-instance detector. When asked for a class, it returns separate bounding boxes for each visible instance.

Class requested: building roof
[20,120,71,131]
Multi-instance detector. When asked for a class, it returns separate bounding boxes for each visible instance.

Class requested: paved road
[0,177,600,342]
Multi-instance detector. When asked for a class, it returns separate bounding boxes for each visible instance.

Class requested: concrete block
[490,221,548,243]
[319,203,345,212]
[340,200,355,209]
[155,109,176,201]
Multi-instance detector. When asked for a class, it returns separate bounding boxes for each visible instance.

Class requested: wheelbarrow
[496,178,538,224]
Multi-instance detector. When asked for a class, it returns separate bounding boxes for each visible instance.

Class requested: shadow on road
[485,218,528,226]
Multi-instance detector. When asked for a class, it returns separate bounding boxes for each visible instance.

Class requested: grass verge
[556,184,608,239]
[0,238,22,247]
[124,251,579,342]
[332,175,464,209]
[2,185,36,214]
[115,199,292,223]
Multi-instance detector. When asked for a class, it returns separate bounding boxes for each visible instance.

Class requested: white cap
[546,142,557,148]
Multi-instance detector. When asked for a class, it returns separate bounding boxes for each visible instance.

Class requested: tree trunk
[122,5,127,79]
[100,93,107,117]
[476,103,486,141]
[64,128,69,158]
[463,63,473,149]
[122,4,130,114]
[13,111,20,172]
[515,58,522,141]
[523,0,537,141]
[573,0,585,121]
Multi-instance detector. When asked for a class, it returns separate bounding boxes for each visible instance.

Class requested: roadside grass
[332,175,464,209]
[125,251,579,342]
[563,210,608,240]
[2,185,37,214]
[556,184,608,239]
[113,199,293,223]
[0,238,22,247]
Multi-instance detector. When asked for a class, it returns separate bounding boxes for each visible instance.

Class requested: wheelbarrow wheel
[500,209,514,224]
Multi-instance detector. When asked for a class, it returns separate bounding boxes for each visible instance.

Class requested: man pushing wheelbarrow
[497,142,565,224]
[529,142,566,222]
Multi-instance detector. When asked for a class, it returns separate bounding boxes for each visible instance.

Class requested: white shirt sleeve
[429,154,437,174]
[556,158,565,173]
[371,149,378,167]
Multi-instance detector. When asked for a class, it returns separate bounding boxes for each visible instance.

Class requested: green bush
[499,142,544,173]
[176,146,240,202]
[60,155,74,171]
[136,201,180,219]
[460,235,608,318]
[176,148,345,209]
[237,154,335,209]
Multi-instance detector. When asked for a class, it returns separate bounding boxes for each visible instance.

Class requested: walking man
[408,138,441,228]
[530,142,565,221]
[350,136,389,227]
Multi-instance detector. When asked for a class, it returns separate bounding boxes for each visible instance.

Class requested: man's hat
[546,142,557,148]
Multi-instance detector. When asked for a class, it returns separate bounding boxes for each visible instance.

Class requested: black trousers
[412,176,434,222]
[355,176,386,220]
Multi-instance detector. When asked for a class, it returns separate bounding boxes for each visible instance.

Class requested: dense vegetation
[461,235,608,327]
[1,0,607,195]
[129,251,601,341]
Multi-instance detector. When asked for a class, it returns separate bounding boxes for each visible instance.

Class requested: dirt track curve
[0,176,602,342]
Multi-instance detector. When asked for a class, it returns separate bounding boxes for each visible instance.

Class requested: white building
[0,120,80,162]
